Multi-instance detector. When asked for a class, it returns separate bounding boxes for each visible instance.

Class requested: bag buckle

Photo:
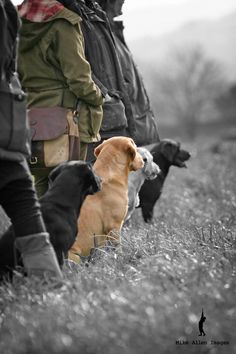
[30,156,38,165]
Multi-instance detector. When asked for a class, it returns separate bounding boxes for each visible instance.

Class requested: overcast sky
[122,0,236,40]
[12,0,236,41]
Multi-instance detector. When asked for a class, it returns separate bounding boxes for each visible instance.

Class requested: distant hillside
[128,11,236,83]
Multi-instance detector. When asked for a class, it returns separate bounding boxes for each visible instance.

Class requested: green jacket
[18,8,104,143]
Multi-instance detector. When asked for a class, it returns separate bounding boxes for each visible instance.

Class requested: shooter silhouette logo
[198,308,206,336]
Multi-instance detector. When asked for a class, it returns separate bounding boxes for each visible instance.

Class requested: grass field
[0,135,235,354]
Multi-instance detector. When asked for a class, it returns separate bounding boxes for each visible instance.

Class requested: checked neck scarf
[18,0,64,22]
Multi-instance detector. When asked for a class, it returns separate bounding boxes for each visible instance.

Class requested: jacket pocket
[88,104,103,140]
[134,109,160,145]
[101,98,127,132]
[0,74,30,158]
[78,102,103,143]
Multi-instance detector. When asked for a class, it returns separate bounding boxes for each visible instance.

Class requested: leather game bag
[28,107,80,167]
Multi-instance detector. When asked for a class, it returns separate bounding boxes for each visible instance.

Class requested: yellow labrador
[69,137,144,261]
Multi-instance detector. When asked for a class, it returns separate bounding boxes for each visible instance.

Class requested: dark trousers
[86,141,100,163]
[0,159,46,237]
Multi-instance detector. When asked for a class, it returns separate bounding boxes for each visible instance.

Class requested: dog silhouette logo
[198,308,206,336]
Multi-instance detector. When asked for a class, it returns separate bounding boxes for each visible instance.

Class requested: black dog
[139,139,191,222]
[0,161,101,276]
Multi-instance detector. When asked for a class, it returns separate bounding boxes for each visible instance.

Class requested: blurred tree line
[139,45,236,139]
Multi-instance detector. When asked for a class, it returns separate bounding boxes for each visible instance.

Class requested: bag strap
[9,72,26,101]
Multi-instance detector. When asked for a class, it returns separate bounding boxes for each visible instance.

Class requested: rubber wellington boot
[15,233,63,279]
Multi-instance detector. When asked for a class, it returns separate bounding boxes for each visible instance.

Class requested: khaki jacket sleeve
[54,20,103,107]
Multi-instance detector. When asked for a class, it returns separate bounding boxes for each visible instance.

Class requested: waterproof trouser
[0,159,62,279]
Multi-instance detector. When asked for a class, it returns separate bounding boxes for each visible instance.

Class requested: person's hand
[104,93,113,102]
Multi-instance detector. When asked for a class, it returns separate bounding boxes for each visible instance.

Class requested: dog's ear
[161,141,179,163]
[48,162,67,183]
[94,140,106,158]
[84,164,102,194]
[88,173,102,194]
[128,143,144,171]
[127,142,136,161]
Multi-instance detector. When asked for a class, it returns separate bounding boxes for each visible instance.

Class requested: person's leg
[30,166,53,197]
[86,142,96,163]
[1,160,46,236]
[0,160,62,278]
[86,141,104,163]
[79,142,88,161]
